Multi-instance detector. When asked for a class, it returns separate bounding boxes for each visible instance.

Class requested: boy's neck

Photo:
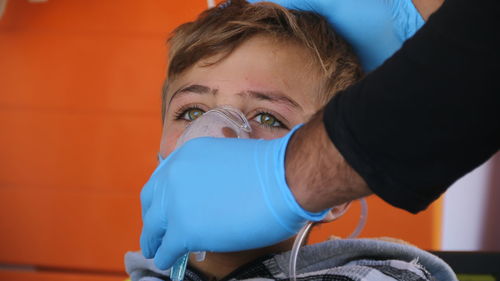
[189,239,294,280]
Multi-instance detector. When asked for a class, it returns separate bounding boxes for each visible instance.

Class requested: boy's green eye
[183,108,204,121]
[254,113,282,128]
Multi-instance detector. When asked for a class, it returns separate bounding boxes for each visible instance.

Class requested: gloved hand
[140,126,328,270]
[248,0,424,71]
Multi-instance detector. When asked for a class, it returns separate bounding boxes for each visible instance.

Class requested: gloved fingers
[140,203,167,259]
[392,0,425,40]
[154,230,188,270]
[247,0,316,11]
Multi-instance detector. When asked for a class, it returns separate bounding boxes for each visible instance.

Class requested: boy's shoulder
[269,238,456,281]
[125,239,457,281]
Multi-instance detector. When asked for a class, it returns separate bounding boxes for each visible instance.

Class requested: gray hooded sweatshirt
[125,238,457,281]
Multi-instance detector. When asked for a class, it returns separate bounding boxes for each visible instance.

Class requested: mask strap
[157,153,166,164]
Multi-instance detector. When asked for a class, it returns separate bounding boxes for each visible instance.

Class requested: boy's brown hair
[162,0,362,120]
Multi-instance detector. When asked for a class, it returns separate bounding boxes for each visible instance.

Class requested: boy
[126,1,456,280]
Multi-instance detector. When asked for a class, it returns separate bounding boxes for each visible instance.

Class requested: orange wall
[0,0,441,280]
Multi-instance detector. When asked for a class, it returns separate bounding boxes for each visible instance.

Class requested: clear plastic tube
[288,199,369,281]
[170,253,189,281]
[168,106,251,281]
[348,198,368,239]
[288,221,313,281]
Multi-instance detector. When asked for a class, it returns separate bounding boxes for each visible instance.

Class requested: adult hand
[140,127,328,270]
[248,0,424,71]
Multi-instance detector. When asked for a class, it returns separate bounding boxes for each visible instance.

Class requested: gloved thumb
[140,203,168,259]
[154,230,188,270]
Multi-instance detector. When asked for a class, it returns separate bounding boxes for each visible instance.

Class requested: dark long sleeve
[323,0,500,213]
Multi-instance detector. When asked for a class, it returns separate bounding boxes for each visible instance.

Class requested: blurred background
[0,0,498,280]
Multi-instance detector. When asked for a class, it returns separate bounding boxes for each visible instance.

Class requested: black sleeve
[323,0,500,213]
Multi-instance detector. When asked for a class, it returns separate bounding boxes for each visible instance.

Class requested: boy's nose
[222,127,238,138]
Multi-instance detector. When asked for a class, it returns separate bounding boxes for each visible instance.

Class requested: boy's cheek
[159,125,185,159]
[248,124,291,140]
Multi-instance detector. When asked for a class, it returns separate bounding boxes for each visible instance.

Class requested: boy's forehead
[167,35,318,93]
[164,35,322,117]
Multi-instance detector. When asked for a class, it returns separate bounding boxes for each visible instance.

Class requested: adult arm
[286,0,500,213]
[412,0,444,20]
[285,110,372,212]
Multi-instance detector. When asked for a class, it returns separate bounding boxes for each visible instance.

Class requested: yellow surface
[457,274,496,281]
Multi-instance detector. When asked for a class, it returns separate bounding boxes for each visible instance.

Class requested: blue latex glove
[140,126,328,270]
[248,0,424,71]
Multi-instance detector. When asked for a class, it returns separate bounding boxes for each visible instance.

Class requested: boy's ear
[320,202,351,223]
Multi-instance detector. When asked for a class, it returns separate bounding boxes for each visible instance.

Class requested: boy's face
[160,35,322,158]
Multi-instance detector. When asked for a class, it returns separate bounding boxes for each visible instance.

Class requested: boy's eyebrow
[243,90,302,111]
[168,84,215,105]
[167,84,217,109]
[169,84,302,111]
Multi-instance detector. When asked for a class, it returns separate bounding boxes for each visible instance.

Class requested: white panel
[441,153,497,250]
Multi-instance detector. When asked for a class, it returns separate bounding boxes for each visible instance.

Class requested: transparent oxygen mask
[158,105,251,161]
[161,105,368,281]
[165,105,251,281]
[176,105,251,146]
